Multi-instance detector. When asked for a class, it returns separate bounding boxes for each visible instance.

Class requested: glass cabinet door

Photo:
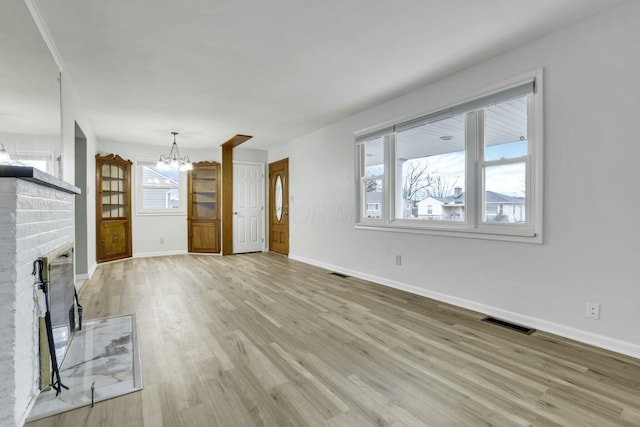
[96,153,132,263]
[188,162,220,253]
[101,163,126,218]
[191,168,217,219]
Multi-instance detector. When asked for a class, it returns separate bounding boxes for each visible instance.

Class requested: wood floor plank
[26,252,640,427]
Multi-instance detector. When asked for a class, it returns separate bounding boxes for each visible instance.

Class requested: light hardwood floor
[27,253,640,427]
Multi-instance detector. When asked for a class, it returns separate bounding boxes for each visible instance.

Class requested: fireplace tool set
[32,259,82,396]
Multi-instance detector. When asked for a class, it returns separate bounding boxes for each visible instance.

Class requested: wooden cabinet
[96,154,132,263]
[188,161,220,253]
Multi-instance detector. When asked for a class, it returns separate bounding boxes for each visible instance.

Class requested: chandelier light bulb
[0,143,11,163]
[157,132,192,171]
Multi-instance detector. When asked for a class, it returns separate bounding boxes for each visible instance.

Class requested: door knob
[233,211,238,215]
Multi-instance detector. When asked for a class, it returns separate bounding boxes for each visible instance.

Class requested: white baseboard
[75,263,97,291]
[88,262,97,279]
[289,253,640,360]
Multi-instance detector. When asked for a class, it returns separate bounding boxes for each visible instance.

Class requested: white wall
[0,4,100,424]
[236,147,268,164]
[96,140,267,257]
[60,71,98,282]
[96,141,217,257]
[273,1,640,358]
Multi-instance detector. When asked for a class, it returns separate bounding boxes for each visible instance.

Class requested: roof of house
[431,191,524,205]
[365,191,382,203]
[142,166,179,186]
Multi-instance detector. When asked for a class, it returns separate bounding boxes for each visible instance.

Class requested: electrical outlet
[586,302,600,319]
[160,237,165,244]
[395,255,402,266]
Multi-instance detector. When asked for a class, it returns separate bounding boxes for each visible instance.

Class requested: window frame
[135,158,187,216]
[392,112,468,229]
[10,150,56,175]
[354,70,543,243]
[357,133,391,224]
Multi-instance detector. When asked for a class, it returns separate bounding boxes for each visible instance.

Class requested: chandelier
[157,132,192,171]
[0,143,10,163]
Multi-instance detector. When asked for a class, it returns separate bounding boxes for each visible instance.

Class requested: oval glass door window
[275,174,283,221]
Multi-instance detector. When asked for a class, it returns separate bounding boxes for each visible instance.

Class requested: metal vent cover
[481,316,535,335]
[329,272,350,278]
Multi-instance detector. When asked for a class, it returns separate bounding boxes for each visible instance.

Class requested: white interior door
[233,162,264,253]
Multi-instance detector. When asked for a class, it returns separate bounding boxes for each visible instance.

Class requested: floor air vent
[329,272,350,278]
[481,316,535,335]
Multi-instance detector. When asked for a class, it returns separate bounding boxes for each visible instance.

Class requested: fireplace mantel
[0,165,80,194]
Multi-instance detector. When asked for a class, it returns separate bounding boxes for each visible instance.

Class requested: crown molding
[24,0,65,72]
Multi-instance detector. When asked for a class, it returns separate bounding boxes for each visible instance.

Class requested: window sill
[355,222,541,244]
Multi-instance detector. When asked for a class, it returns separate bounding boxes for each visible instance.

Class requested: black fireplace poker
[75,286,83,330]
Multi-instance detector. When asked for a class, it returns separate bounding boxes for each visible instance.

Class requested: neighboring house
[416,196,446,219]
[437,187,467,221]
[364,191,382,218]
[482,191,526,223]
[141,166,180,209]
[417,187,465,220]
[403,200,418,218]
[416,188,524,223]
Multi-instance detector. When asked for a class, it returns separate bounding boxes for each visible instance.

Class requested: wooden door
[189,220,220,253]
[96,154,132,263]
[233,163,264,253]
[269,158,289,255]
[99,220,129,261]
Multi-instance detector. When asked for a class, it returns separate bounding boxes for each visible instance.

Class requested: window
[136,159,186,214]
[481,95,528,224]
[396,113,465,221]
[358,135,386,220]
[10,150,56,175]
[355,71,542,242]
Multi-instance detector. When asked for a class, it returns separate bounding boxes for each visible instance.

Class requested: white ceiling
[32,0,623,151]
[1,0,59,136]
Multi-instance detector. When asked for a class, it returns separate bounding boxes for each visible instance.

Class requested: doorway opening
[74,122,88,278]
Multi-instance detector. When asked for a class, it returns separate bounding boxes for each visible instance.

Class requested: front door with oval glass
[269,158,289,255]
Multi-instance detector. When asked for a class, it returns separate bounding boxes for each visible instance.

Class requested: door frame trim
[220,134,253,255]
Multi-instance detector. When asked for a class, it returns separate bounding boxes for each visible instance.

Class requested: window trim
[354,69,543,243]
[478,156,529,226]
[357,134,391,225]
[10,149,56,175]
[135,158,187,216]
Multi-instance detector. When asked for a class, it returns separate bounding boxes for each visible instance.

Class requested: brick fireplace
[0,166,79,427]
